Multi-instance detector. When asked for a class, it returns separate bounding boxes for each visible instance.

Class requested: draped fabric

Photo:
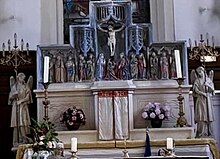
[98,97,113,140]
[114,96,128,139]
[98,90,128,140]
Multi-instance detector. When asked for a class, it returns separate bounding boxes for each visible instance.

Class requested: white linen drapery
[98,90,129,140]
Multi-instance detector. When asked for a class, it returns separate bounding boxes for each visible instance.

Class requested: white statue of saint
[8,72,33,146]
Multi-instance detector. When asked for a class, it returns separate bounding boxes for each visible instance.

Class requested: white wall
[0,0,41,50]
[1,0,220,49]
[174,0,220,46]
[0,0,63,50]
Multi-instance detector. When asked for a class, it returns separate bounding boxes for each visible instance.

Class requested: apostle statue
[96,53,106,81]
[149,51,159,80]
[78,54,86,82]
[137,52,146,79]
[160,51,169,79]
[116,52,130,80]
[86,53,95,81]
[129,52,138,79]
[65,55,76,82]
[8,73,33,146]
[55,55,66,83]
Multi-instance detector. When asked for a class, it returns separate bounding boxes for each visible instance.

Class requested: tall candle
[174,50,182,78]
[166,138,173,150]
[43,56,50,83]
[71,137,77,152]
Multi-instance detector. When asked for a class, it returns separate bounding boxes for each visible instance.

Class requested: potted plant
[30,119,59,158]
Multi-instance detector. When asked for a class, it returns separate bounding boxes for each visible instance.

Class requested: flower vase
[150,119,162,128]
[37,150,50,159]
[66,123,80,130]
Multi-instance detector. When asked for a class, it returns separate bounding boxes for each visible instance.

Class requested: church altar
[31,1,208,158]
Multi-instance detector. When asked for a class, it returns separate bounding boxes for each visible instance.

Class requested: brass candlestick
[165,148,176,157]
[175,77,188,127]
[42,82,50,121]
[69,151,78,159]
[122,135,129,158]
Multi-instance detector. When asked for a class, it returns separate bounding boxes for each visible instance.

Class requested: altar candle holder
[42,82,50,121]
[165,138,175,157]
[122,135,129,158]
[69,151,78,159]
[165,148,175,157]
[175,77,188,127]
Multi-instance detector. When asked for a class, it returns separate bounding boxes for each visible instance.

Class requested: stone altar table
[34,80,193,140]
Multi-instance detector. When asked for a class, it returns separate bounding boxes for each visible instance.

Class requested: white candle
[71,137,77,152]
[166,138,173,150]
[43,56,50,83]
[174,50,182,78]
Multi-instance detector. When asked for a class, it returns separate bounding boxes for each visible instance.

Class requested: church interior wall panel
[133,92,179,129]
[34,86,95,130]
[132,81,192,129]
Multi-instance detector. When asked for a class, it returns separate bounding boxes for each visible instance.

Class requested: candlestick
[14,33,17,47]
[8,39,11,52]
[206,33,209,46]
[69,150,78,159]
[26,43,29,56]
[175,77,188,127]
[21,39,24,52]
[71,138,77,152]
[43,56,50,83]
[42,82,50,121]
[188,38,192,48]
[174,50,182,78]
[2,43,5,57]
[122,135,129,158]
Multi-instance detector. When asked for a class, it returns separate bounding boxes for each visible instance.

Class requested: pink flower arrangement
[142,102,170,120]
[60,106,86,129]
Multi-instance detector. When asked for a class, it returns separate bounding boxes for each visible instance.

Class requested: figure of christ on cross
[98,23,124,57]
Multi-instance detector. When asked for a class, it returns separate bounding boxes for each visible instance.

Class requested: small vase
[151,119,162,128]
[66,123,80,130]
[37,150,50,159]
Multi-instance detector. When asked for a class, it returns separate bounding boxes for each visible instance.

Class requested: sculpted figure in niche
[191,66,215,138]
[86,53,95,81]
[105,57,118,80]
[116,52,130,80]
[96,53,106,81]
[170,52,177,79]
[160,51,169,79]
[55,55,66,83]
[137,52,146,79]
[129,53,138,79]
[8,73,33,146]
[78,54,86,82]
[49,56,55,83]
[65,55,76,82]
[149,51,159,80]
